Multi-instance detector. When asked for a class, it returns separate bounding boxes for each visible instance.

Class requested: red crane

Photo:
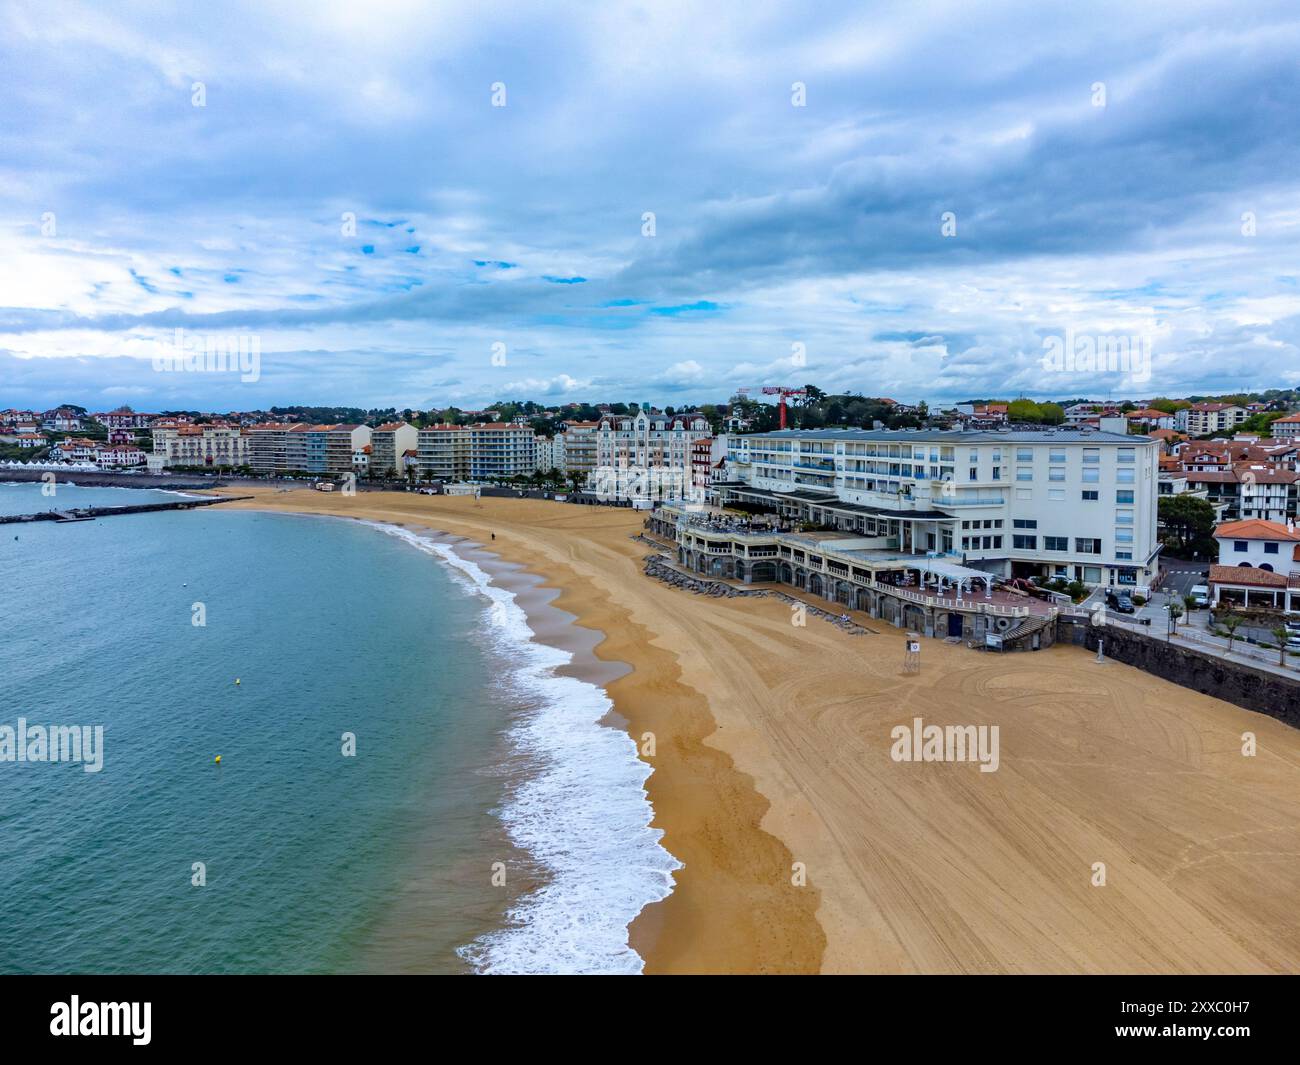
[738,386,807,429]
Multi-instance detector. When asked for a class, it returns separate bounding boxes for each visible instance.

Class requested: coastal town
[7,392,1300,648]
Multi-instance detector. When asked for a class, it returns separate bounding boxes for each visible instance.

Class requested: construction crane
[737,386,807,429]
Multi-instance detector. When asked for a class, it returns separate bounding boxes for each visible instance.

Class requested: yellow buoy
[214,755,222,764]
[235,678,241,685]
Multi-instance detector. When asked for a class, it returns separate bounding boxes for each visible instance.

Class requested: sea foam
[361,522,680,975]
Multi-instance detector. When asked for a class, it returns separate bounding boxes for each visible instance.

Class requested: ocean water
[0,483,676,974]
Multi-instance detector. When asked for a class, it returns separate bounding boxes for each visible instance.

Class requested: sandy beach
[212,487,1300,974]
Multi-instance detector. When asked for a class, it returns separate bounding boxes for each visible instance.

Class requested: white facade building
[1209,518,1300,613]
[723,428,1160,589]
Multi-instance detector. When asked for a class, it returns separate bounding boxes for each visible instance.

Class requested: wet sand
[210,488,1300,974]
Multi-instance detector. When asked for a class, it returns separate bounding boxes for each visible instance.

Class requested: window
[1076,537,1102,554]
[992,467,1001,481]
[1044,536,1068,551]
[1082,490,1099,501]
[1116,551,1132,560]
[969,449,979,462]
[1016,448,1033,462]
[1084,566,1102,583]
[1049,448,1066,463]
[991,449,1002,463]
[1116,490,1134,504]
[1115,529,1133,544]
[993,536,1003,549]
[1234,540,1248,552]
[1115,509,1133,524]
[1013,519,1038,529]
[1083,448,1099,464]
[1048,489,1064,501]
[1017,466,1033,481]
[1049,467,1065,481]
[1082,467,1099,483]
[1013,535,1037,549]
[1118,448,1135,463]
[1265,542,1279,555]
[1116,468,1135,484]
[969,467,978,481]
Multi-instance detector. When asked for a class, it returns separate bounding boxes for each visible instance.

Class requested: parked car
[1189,585,1210,608]
[1106,590,1136,614]
[1285,617,1300,633]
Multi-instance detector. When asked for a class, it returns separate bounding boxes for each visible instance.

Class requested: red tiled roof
[1214,519,1300,541]
[1208,564,1288,589]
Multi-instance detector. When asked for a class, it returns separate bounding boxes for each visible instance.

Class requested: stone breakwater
[641,554,873,636]
[0,496,251,524]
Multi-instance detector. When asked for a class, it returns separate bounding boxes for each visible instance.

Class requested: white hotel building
[720,428,1161,590]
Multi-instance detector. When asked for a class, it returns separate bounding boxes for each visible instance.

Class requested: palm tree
[1221,613,1243,654]
[1271,627,1290,667]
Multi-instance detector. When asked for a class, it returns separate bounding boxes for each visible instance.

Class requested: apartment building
[1271,412,1300,441]
[534,436,561,472]
[469,423,536,479]
[308,424,371,475]
[245,423,369,475]
[149,421,249,469]
[413,422,536,481]
[723,428,1160,589]
[558,420,599,480]
[416,424,471,481]
[247,423,306,473]
[370,422,420,477]
[587,409,713,499]
[595,409,711,469]
[1176,402,1246,435]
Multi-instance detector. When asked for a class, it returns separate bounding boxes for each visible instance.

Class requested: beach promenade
[215,488,1300,974]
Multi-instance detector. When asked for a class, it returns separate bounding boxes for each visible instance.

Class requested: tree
[1158,495,1217,558]
[1167,601,1183,636]
[1271,627,1290,667]
[1008,398,1043,423]
[1221,613,1243,654]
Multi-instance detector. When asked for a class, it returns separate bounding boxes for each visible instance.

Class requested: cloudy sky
[2,0,1299,412]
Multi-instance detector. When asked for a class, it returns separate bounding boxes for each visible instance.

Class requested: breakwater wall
[1057,615,1300,729]
[0,496,250,524]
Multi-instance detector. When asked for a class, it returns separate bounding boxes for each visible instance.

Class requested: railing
[932,496,1006,507]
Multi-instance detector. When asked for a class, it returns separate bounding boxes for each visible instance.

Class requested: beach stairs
[998,612,1055,650]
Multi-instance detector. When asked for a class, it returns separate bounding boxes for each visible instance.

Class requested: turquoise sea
[0,482,676,974]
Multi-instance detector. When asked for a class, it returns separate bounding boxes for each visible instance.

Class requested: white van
[1189,584,1209,607]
